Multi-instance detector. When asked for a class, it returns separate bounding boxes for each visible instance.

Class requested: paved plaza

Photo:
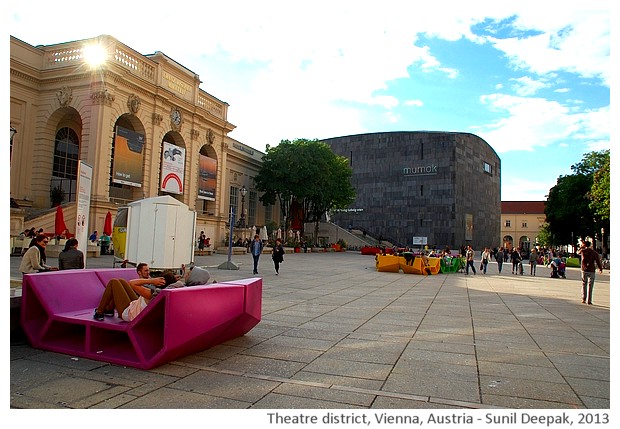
[9,250,610,410]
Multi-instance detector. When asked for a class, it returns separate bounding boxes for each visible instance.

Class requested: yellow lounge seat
[376,254,401,272]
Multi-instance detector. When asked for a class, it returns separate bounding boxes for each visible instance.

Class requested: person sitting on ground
[58,238,85,270]
[93,263,167,321]
[19,234,58,274]
[550,253,563,278]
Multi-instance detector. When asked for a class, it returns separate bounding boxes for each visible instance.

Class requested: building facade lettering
[403,164,438,176]
[162,70,192,97]
[233,142,255,156]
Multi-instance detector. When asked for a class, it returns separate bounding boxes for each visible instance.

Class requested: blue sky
[7,0,611,201]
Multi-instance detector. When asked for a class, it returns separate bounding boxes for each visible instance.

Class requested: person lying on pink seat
[164,265,212,288]
[93,263,167,322]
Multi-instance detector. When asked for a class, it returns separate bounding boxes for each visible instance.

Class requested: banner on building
[112,126,144,187]
[198,154,217,201]
[465,213,473,241]
[75,161,92,265]
[160,142,185,194]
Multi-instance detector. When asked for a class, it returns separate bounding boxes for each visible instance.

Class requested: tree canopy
[254,138,356,242]
[544,149,610,249]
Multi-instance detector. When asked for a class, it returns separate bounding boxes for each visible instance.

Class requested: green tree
[254,139,356,243]
[536,222,553,248]
[588,150,610,221]
[545,150,610,247]
[546,173,593,245]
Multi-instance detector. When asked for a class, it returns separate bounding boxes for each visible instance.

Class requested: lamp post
[239,185,247,228]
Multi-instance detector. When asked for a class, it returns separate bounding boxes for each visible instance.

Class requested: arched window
[51,127,79,203]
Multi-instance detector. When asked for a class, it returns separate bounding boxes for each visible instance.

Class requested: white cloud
[404,100,424,107]
[501,176,555,201]
[476,94,608,153]
[510,76,548,96]
[485,9,610,85]
[7,1,610,153]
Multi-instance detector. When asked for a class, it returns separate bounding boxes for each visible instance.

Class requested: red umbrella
[103,211,113,236]
[54,205,68,237]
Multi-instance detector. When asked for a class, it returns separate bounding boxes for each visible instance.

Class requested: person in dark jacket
[249,234,263,275]
[272,238,285,275]
[58,238,85,270]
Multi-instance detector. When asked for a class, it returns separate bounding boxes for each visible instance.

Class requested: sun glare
[83,43,108,68]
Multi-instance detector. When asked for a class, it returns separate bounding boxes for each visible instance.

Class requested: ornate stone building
[323,132,501,251]
[9,35,279,247]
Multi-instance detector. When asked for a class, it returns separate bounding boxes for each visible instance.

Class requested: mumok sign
[403,164,438,176]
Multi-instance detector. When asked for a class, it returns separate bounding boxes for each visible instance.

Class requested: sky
[6,0,612,201]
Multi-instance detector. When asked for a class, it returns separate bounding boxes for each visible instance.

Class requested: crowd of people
[18,224,117,274]
[376,242,604,305]
[17,228,606,308]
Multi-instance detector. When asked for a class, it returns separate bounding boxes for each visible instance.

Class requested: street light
[239,185,247,228]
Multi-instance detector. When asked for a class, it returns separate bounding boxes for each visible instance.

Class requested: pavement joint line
[173,356,493,408]
[492,292,590,408]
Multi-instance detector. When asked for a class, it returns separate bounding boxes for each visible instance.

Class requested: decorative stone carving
[127,94,141,114]
[152,113,163,125]
[170,107,182,132]
[56,86,73,107]
[191,129,200,140]
[206,128,215,146]
[90,89,115,106]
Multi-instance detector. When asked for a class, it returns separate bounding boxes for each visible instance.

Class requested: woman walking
[481,247,492,274]
[272,238,285,275]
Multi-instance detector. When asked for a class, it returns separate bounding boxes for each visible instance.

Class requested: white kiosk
[124,195,196,270]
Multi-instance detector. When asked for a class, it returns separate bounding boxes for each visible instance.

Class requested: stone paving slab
[9,251,611,412]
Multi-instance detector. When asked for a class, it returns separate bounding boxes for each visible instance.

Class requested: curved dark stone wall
[323,131,501,251]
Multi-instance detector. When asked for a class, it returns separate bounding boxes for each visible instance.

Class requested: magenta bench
[20,268,262,369]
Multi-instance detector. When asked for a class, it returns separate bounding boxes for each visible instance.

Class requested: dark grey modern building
[323,131,501,251]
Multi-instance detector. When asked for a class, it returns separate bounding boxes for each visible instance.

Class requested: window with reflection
[51,127,79,202]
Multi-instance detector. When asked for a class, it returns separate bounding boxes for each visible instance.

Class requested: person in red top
[577,241,603,305]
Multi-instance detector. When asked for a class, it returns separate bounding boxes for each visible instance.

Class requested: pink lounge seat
[20,269,262,369]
